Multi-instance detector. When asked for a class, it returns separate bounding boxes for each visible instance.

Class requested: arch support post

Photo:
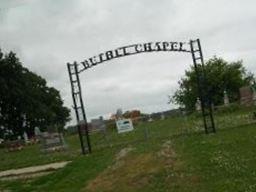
[190,39,216,134]
[67,62,92,154]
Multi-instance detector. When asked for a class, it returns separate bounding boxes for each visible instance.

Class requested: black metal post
[190,39,216,134]
[73,62,92,153]
[67,62,92,154]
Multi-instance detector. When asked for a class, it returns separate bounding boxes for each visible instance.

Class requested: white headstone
[195,98,201,111]
[22,114,26,127]
[23,132,29,143]
[224,90,229,106]
[34,127,41,136]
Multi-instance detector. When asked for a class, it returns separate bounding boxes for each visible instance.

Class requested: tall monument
[224,90,229,106]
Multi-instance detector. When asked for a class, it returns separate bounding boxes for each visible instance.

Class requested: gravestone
[34,127,41,137]
[23,131,29,144]
[161,113,165,120]
[240,86,253,106]
[90,116,106,133]
[116,108,123,120]
[224,90,229,106]
[195,97,201,111]
[148,116,153,122]
[40,132,66,153]
[252,84,256,106]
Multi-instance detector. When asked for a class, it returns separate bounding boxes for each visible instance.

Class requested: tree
[0,48,70,140]
[171,57,254,111]
[123,110,141,119]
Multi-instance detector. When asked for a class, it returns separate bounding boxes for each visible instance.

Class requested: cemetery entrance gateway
[67,39,216,155]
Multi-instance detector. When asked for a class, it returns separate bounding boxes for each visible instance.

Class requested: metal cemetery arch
[67,39,215,155]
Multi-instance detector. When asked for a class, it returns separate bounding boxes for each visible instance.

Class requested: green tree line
[0,49,70,140]
[171,57,255,111]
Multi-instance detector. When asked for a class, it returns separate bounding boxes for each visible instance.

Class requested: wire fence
[86,105,256,151]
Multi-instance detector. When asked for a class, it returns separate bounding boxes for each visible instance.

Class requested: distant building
[110,113,117,120]
[123,110,141,119]
[150,109,181,120]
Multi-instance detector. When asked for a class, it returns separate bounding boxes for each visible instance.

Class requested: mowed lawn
[1,112,256,192]
[0,134,81,172]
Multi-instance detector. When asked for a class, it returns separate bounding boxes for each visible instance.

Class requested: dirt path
[84,141,178,192]
[0,161,71,180]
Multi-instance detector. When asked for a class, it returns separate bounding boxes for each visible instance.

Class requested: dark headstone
[240,86,253,106]
[90,117,106,133]
[40,132,66,153]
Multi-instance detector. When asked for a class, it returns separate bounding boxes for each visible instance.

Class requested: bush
[215,103,241,114]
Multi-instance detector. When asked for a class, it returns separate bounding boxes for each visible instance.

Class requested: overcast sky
[1,0,256,124]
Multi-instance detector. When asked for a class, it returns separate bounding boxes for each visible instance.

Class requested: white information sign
[116,119,134,133]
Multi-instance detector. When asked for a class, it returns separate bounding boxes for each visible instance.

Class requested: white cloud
[0,0,255,124]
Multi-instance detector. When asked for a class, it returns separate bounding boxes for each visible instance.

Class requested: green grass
[171,123,256,192]
[1,147,119,192]
[0,135,81,171]
[1,109,256,191]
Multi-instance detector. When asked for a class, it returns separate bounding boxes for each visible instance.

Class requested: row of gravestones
[195,86,256,111]
[31,84,256,153]
[5,127,66,153]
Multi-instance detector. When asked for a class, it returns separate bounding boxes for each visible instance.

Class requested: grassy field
[0,136,80,171]
[0,108,256,191]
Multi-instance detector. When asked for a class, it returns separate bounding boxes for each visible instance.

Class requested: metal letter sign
[67,39,215,154]
[77,42,190,72]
